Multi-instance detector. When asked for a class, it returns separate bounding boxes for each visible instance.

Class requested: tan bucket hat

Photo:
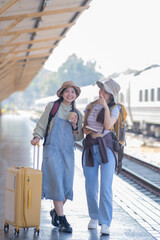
[57,81,81,98]
[96,78,120,103]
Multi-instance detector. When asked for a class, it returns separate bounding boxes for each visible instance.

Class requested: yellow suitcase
[4,146,42,235]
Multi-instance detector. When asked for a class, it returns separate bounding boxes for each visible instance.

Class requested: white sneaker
[100,224,110,235]
[88,219,98,229]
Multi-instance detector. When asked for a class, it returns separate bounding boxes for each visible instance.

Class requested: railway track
[75,142,160,198]
[120,153,160,197]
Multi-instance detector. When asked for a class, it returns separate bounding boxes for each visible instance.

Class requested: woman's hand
[69,113,78,129]
[31,137,40,146]
[98,94,108,109]
[82,126,93,135]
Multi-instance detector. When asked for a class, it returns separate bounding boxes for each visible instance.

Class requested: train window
[144,89,148,101]
[150,88,155,101]
[139,90,143,102]
[157,88,160,101]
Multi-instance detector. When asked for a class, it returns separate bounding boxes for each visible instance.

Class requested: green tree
[2,54,103,109]
[57,54,103,86]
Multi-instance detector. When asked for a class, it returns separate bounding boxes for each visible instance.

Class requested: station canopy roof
[0,0,91,101]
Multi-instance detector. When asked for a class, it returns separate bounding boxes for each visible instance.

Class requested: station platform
[0,114,159,240]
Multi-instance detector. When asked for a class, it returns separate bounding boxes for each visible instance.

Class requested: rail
[75,142,160,197]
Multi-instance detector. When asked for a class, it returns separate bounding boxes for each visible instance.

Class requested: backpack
[84,100,127,174]
[43,99,79,146]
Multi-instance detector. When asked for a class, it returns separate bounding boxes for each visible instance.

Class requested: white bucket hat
[96,78,120,103]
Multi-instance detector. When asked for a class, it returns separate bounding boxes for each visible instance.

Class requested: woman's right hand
[99,94,108,109]
[31,137,40,146]
[83,126,93,135]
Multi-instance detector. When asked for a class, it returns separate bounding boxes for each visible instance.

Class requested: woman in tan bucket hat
[82,78,121,235]
[31,81,83,233]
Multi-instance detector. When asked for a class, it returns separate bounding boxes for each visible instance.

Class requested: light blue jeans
[83,144,115,226]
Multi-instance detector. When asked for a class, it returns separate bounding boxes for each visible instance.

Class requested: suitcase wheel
[4,223,9,232]
[23,227,29,231]
[34,226,40,235]
[14,227,19,236]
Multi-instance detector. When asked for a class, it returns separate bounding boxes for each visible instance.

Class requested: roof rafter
[0,36,64,48]
[0,6,88,21]
[0,18,23,36]
[0,52,50,71]
[4,22,75,36]
[0,0,92,101]
[0,33,21,51]
[0,44,56,60]
[0,0,19,15]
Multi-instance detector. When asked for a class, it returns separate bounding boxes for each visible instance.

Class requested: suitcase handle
[33,143,40,169]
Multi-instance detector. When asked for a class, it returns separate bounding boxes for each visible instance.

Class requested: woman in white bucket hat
[82,78,121,235]
[96,78,120,104]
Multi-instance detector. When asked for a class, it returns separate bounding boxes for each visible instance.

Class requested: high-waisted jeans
[83,144,115,226]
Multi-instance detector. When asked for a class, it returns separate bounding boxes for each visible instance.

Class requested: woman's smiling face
[61,87,77,105]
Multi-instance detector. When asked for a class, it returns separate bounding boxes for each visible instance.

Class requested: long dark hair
[96,95,115,124]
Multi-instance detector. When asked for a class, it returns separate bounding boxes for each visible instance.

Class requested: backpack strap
[50,99,61,117]
[110,104,123,142]
[110,103,127,145]
[43,99,61,146]
[110,104,120,139]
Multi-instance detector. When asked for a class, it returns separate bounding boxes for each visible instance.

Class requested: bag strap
[43,99,61,145]
[50,99,60,117]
